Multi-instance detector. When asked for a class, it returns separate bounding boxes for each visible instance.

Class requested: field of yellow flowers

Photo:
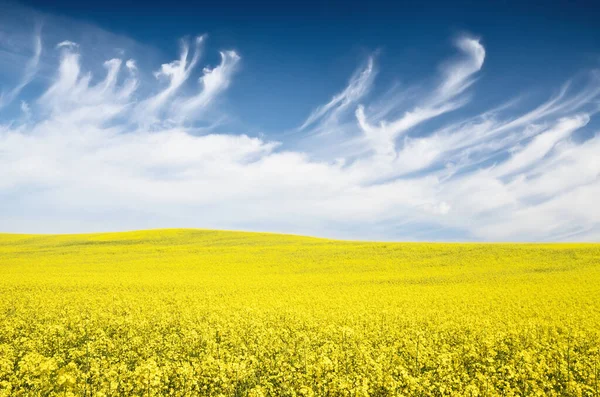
[0,229,599,396]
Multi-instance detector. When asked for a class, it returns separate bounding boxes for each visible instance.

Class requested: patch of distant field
[0,229,599,396]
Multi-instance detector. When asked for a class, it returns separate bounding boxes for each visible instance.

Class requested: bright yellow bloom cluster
[0,229,599,396]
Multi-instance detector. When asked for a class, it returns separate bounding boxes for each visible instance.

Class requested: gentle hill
[1,228,597,287]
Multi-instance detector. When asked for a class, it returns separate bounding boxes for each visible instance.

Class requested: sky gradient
[1,0,599,241]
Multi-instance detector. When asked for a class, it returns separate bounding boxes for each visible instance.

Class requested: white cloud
[492,114,589,177]
[172,50,241,123]
[56,40,78,49]
[0,23,599,241]
[132,35,206,126]
[436,36,486,100]
[0,24,41,108]
[298,56,375,132]
[355,36,485,156]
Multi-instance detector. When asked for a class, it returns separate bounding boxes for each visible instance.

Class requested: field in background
[0,229,599,396]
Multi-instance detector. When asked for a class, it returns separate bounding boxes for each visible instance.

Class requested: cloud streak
[173,49,241,123]
[355,37,485,156]
[0,24,42,108]
[298,56,375,132]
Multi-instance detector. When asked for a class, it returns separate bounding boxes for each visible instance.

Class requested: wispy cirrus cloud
[355,36,485,157]
[0,7,599,241]
[172,49,241,124]
[298,56,375,132]
[132,35,205,126]
[0,23,41,108]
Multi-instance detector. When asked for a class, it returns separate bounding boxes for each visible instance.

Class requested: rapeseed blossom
[0,229,599,396]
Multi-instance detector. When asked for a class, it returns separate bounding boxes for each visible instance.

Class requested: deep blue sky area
[16,0,600,133]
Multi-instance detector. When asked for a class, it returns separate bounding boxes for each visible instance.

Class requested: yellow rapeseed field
[0,229,599,396]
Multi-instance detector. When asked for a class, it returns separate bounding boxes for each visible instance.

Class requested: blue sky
[0,0,599,241]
